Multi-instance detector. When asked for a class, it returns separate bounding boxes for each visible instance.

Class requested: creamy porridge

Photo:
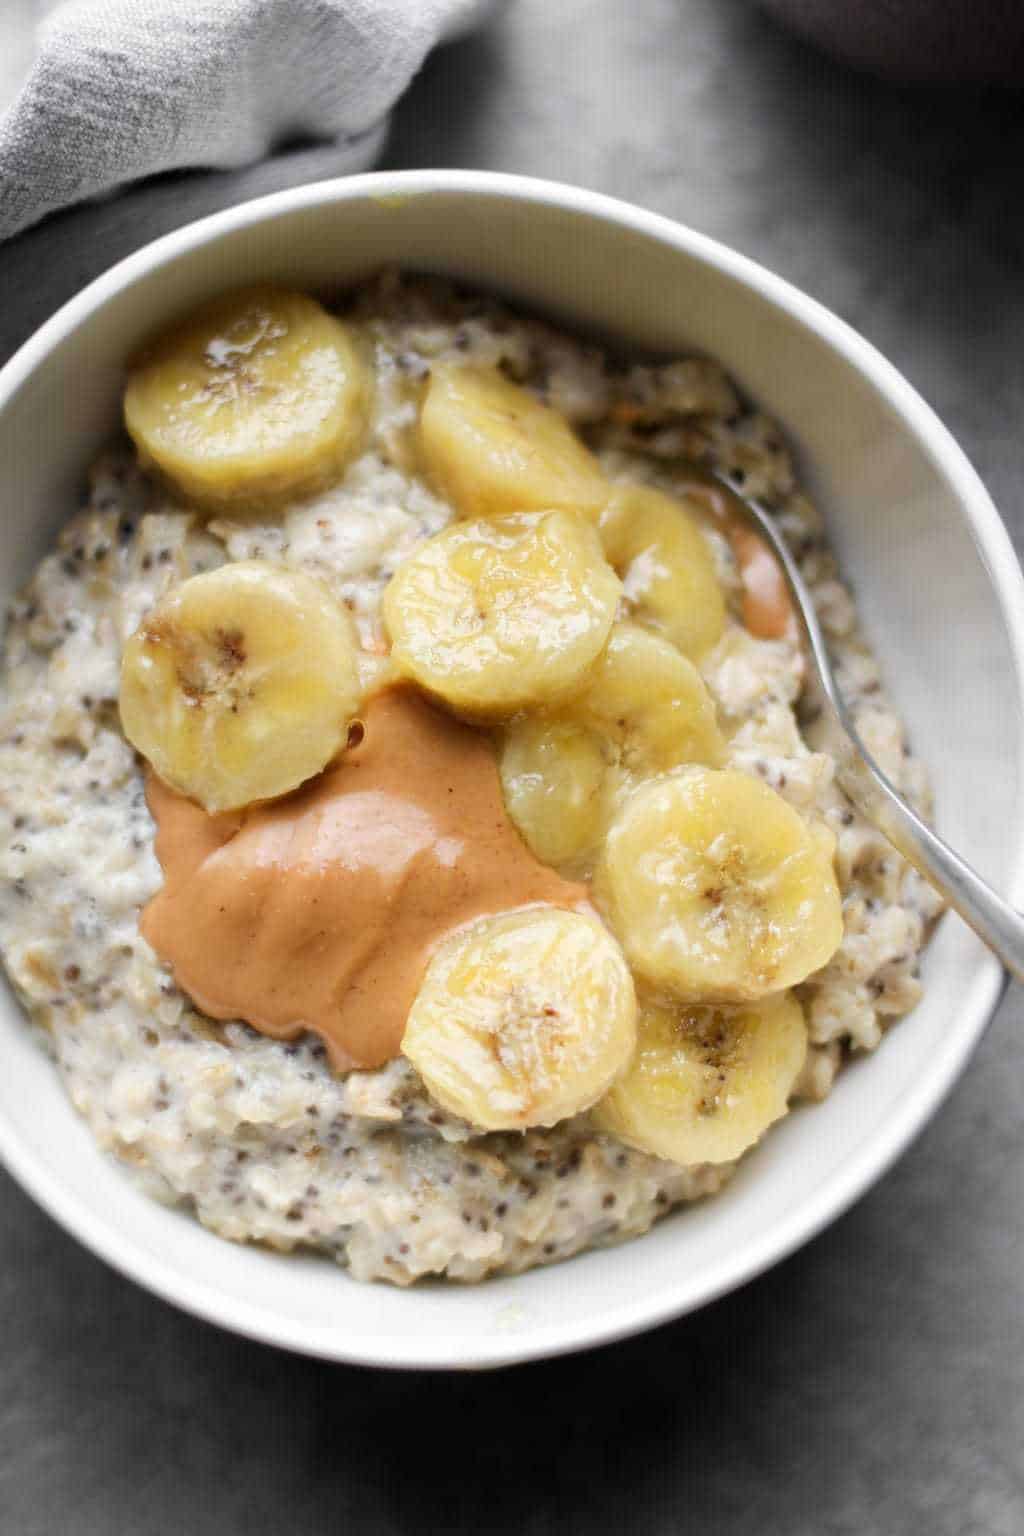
[0,274,943,1284]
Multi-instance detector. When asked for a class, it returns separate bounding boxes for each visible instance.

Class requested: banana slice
[124,287,372,509]
[382,511,622,717]
[575,622,725,776]
[499,718,609,867]
[593,992,807,1165]
[499,624,724,867]
[120,560,360,812]
[598,485,726,660]
[419,363,609,519]
[596,767,843,1000]
[402,907,636,1131]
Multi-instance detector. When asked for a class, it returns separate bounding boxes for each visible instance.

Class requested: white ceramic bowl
[0,172,1021,1370]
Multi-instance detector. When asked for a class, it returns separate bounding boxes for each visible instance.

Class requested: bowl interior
[0,175,1020,1367]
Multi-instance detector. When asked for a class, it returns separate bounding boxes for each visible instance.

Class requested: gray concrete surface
[1,2,1023,1532]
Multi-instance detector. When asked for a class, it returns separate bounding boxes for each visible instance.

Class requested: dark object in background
[754,0,1024,83]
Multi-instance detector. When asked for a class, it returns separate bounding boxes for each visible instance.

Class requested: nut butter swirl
[142,684,588,1071]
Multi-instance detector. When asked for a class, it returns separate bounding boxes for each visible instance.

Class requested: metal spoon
[712,470,1024,982]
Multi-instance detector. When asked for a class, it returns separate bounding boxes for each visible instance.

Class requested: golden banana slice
[596,767,843,1000]
[124,287,372,509]
[598,485,726,660]
[499,718,609,867]
[575,622,725,776]
[402,907,637,1131]
[419,363,609,519]
[499,624,724,868]
[381,511,622,717]
[120,560,360,812]
[593,992,807,1165]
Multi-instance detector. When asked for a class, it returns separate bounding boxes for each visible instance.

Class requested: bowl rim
[0,168,1022,1370]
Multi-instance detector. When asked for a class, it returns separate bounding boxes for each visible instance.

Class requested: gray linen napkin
[0,0,497,241]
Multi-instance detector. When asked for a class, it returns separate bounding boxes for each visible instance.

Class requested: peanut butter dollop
[141,684,588,1071]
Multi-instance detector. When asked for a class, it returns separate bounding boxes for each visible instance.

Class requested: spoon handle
[716,474,1024,982]
[833,712,1024,983]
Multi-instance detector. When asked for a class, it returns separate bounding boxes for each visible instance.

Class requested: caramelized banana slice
[382,511,621,717]
[575,623,725,776]
[593,992,807,1165]
[499,718,609,868]
[120,560,360,812]
[598,484,726,660]
[419,363,609,519]
[499,624,724,868]
[124,287,372,509]
[596,767,843,1001]
[402,907,636,1131]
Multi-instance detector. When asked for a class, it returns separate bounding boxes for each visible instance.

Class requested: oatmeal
[0,274,942,1284]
